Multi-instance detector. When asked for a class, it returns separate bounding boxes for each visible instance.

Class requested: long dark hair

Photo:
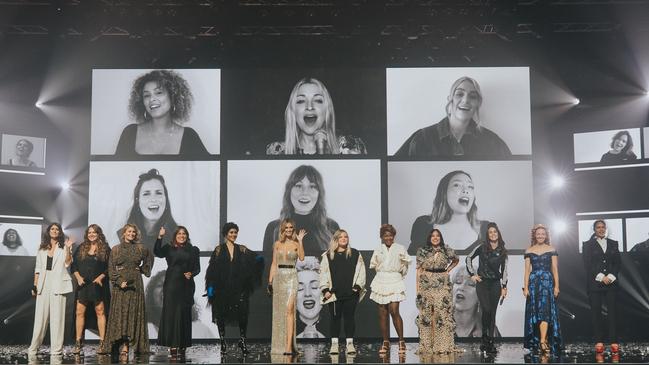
[428,170,481,233]
[79,224,110,261]
[172,226,191,247]
[426,228,446,249]
[126,169,178,236]
[484,222,507,257]
[278,165,332,249]
[39,223,64,250]
[610,131,634,156]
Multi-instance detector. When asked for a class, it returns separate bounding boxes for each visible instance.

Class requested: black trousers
[329,298,358,339]
[588,289,617,343]
[476,279,501,339]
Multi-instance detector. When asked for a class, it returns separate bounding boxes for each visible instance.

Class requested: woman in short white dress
[370,224,411,355]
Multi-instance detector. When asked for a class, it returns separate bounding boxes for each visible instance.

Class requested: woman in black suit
[581,220,621,354]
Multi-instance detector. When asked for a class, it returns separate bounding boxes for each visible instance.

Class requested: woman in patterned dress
[100,223,154,361]
[416,228,459,353]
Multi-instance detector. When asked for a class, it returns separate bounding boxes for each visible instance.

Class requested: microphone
[314,130,327,155]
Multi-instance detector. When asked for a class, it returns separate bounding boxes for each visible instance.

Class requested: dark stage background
[1,0,649,346]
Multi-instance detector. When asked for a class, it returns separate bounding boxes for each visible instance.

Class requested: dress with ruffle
[369,243,411,304]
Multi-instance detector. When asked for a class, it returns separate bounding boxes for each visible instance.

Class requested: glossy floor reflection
[1,341,649,363]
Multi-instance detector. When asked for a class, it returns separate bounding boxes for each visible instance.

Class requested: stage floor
[1,341,648,364]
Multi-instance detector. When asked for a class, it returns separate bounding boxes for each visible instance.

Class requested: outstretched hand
[297,229,307,242]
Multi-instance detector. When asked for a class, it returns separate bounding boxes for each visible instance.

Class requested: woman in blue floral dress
[523,224,562,354]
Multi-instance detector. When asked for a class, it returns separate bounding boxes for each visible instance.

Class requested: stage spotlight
[550,175,565,189]
[572,98,580,105]
[553,220,567,234]
[35,101,44,108]
[61,182,70,191]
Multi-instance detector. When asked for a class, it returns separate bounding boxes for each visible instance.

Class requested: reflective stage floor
[1,341,648,364]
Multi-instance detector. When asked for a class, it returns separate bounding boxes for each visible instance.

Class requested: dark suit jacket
[582,237,620,292]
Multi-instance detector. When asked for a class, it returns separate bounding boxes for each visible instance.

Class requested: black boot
[487,337,497,353]
[479,335,489,353]
[238,337,249,355]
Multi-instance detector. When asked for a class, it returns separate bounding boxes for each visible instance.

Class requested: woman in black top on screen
[600,130,637,163]
[466,222,508,354]
[262,165,340,256]
[114,69,209,158]
[395,76,511,158]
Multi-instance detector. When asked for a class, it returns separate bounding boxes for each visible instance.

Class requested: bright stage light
[35,101,43,108]
[553,220,567,234]
[550,175,565,189]
[572,98,580,105]
[61,182,70,191]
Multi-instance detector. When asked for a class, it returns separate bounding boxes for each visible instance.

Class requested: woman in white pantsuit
[28,223,73,356]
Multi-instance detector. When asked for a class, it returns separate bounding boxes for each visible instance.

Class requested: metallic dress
[271,248,299,354]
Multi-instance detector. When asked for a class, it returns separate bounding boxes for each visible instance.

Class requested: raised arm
[296,230,306,261]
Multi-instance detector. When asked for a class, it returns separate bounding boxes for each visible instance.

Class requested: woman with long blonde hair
[319,229,366,354]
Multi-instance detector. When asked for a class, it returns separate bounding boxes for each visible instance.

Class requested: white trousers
[28,272,67,355]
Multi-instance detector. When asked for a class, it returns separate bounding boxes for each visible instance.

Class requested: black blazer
[582,237,621,292]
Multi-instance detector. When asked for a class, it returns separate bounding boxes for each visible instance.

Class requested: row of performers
[26,219,619,359]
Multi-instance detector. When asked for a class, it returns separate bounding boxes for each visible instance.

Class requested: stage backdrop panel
[220,68,386,156]
[227,160,381,254]
[626,217,649,251]
[386,67,531,156]
[91,69,220,156]
[1,134,47,169]
[396,255,525,338]
[88,161,220,251]
[388,161,534,255]
[573,128,641,164]
[0,222,42,256]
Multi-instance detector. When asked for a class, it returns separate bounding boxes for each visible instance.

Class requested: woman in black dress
[206,222,264,356]
[71,224,111,355]
[154,225,200,357]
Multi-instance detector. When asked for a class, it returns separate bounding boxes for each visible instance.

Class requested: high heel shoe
[594,342,605,354]
[378,340,390,355]
[398,340,407,354]
[539,341,550,354]
[238,337,249,355]
[73,339,83,355]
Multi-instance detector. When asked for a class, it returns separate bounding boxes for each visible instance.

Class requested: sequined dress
[271,248,299,354]
[524,251,562,353]
[101,242,153,354]
[416,245,458,353]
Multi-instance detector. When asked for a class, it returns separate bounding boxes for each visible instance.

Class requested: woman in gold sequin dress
[268,219,305,355]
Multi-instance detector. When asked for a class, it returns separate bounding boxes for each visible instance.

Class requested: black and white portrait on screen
[625,217,649,252]
[220,69,386,156]
[386,67,531,158]
[577,219,623,253]
[388,161,534,255]
[398,256,525,338]
[90,69,220,157]
[88,161,219,252]
[1,134,46,169]
[0,222,42,256]
[226,160,381,254]
[573,128,641,164]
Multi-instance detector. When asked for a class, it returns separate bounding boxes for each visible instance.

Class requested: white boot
[330,338,339,354]
[346,338,356,354]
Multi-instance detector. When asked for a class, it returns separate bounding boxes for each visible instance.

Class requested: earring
[143,111,148,120]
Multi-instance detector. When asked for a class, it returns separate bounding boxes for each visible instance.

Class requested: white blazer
[34,246,73,295]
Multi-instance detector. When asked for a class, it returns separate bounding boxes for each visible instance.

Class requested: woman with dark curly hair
[114,69,209,157]
[600,130,637,163]
[71,224,111,356]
